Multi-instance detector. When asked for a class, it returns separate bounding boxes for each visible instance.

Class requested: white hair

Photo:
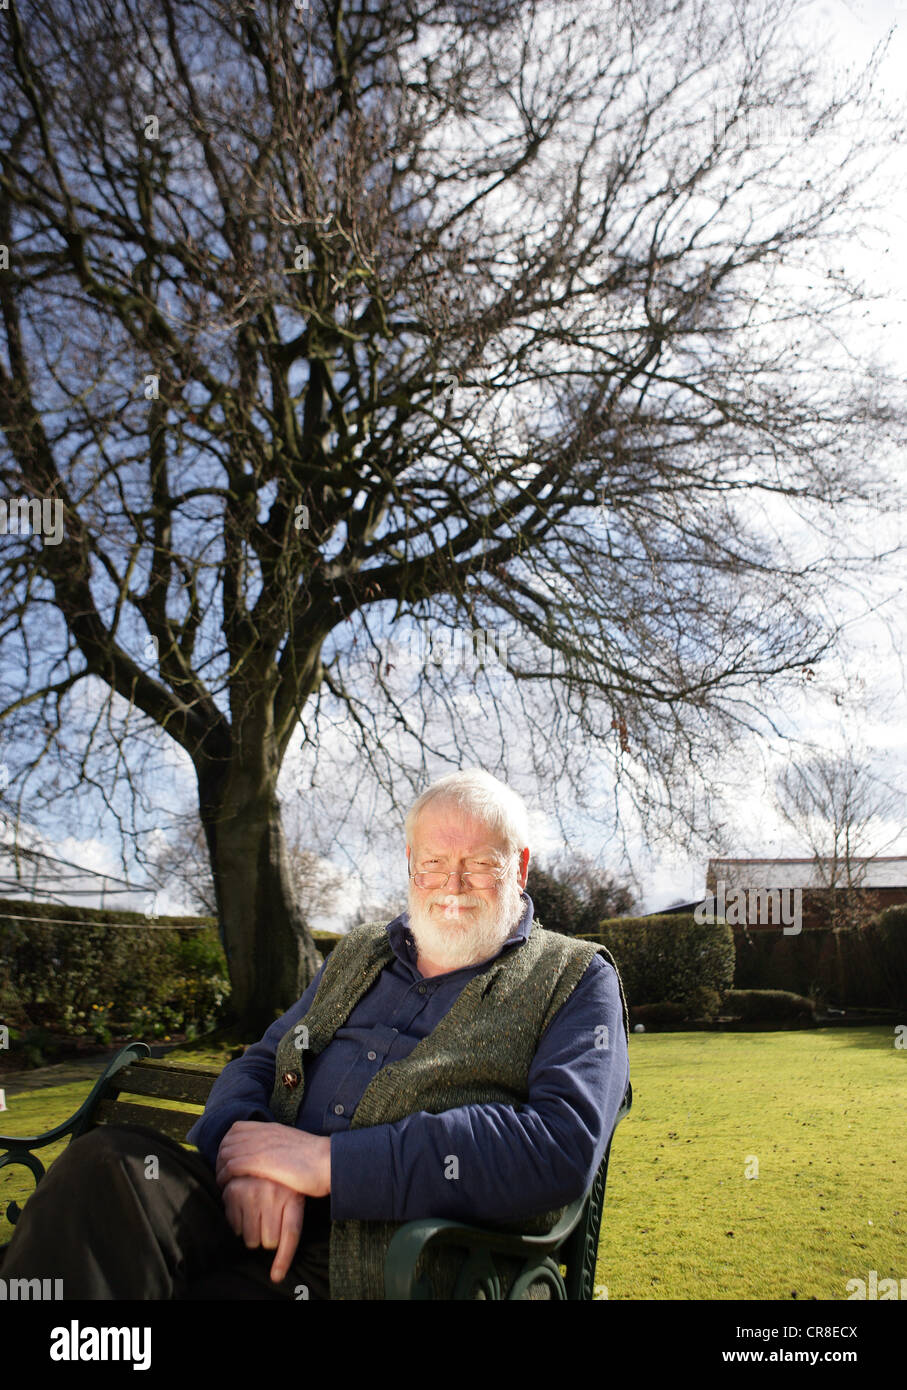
[404,768,531,855]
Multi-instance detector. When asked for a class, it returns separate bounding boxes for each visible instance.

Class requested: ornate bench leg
[0,1151,47,1226]
[507,1257,568,1300]
[449,1245,568,1300]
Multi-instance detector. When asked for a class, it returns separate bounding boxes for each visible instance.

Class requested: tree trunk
[198,761,323,1039]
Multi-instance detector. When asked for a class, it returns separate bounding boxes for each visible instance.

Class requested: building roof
[707,856,907,890]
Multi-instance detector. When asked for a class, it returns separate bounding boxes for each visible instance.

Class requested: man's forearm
[215,1120,333,1198]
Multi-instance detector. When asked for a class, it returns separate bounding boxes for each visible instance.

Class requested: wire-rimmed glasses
[408,851,518,891]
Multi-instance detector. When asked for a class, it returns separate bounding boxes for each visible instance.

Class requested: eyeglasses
[409,851,518,891]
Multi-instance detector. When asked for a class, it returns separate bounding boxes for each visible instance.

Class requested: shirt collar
[385,890,535,973]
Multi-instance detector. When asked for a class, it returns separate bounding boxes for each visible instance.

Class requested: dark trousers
[0,1123,332,1300]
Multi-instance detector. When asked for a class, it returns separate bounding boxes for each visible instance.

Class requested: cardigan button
[282,1070,301,1089]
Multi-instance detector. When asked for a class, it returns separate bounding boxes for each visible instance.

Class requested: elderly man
[1,768,629,1300]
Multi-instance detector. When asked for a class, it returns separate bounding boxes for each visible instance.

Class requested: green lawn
[2,1029,904,1299]
[597,1028,906,1299]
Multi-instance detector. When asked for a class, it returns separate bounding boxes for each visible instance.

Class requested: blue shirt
[186,892,630,1224]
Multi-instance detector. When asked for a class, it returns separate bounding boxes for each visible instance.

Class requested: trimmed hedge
[0,900,345,1049]
[873,905,907,1003]
[631,1002,687,1027]
[0,898,229,1042]
[578,913,735,1012]
[732,909,907,1008]
[722,989,817,1022]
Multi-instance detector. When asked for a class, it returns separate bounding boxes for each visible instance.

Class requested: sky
[3,0,907,930]
[620,0,907,910]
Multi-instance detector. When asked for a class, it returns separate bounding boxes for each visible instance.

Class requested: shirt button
[334,1103,344,1115]
[367,1050,377,1060]
[392,1027,398,1033]
[418,984,427,994]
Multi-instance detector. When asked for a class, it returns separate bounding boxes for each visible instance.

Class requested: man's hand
[221,1175,306,1283]
[216,1120,332,1199]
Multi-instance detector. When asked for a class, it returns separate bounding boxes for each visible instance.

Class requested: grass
[0,1042,237,1239]
[596,1027,906,1299]
[2,1029,904,1299]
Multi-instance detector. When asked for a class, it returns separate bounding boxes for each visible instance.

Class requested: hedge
[578,913,735,1012]
[722,989,817,1022]
[0,898,229,1041]
[0,898,344,1045]
[732,908,907,1008]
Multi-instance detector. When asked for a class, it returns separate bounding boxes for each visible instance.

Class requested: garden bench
[0,1040,631,1299]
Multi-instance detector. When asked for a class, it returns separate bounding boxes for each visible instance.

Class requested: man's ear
[518,847,530,888]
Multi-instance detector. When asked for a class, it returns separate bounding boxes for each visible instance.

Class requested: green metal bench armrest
[384,1080,632,1299]
[384,1197,587,1299]
[0,1041,151,1225]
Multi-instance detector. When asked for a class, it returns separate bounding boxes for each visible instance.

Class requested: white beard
[407,874,525,973]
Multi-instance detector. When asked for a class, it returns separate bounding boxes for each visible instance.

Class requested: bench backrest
[90,1058,222,1145]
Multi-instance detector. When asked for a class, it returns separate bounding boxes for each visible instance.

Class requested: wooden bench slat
[112,1064,218,1106]
[93,1099,202,1144]
[126,1058,223,1077]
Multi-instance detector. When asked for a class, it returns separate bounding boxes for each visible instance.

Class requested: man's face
[406,800,528,973]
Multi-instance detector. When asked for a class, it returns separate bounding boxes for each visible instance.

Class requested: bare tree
[344,894,407,933]
[774,747,906,928]
[288,849,346,924]
[531,851,638,934]
[0,0,904,1028]
[150,803,346,924]
[149,809,219,918]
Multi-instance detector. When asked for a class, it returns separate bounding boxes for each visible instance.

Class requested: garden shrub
[722,988,816,1022]
[684,985,723,1020]
[866,905,907,1006]
[580,913,735,1013]
[631,1001,687,1027]
[0,898,229,1047]
[731,914,907,1008]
